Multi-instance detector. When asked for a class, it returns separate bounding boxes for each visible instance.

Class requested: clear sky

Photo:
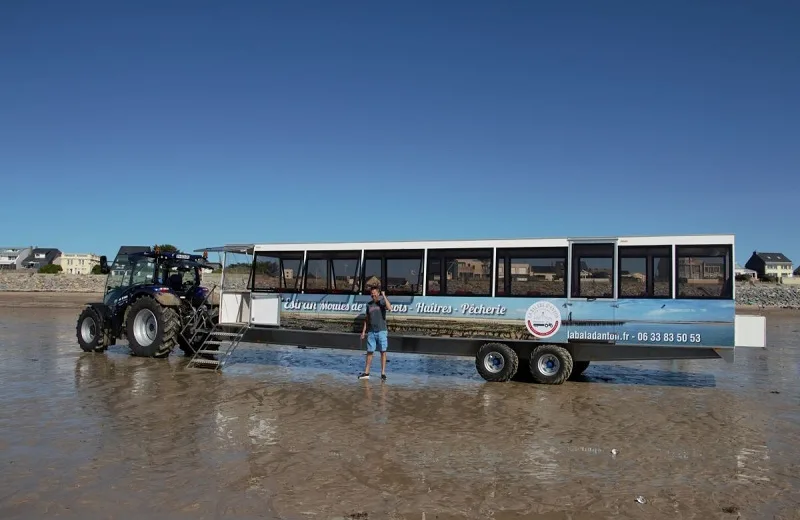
[1,1,798,265]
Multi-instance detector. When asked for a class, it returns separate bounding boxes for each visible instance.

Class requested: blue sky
[1,1,798,265]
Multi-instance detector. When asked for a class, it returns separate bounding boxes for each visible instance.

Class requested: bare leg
[380,351,387,376]
[364,352,373,375]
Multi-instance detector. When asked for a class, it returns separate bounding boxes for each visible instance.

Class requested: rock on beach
[734,282,800,309]
[0,272,107,293]
[1,272,799,309]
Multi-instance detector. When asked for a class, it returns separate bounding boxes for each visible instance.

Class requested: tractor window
[130,258,156,286]
[105,256,131,293]
[163,265,198,290]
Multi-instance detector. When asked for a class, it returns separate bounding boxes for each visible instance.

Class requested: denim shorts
[366,330,388,353]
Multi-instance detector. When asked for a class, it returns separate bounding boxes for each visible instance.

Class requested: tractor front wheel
[76,306,107,353]
[125,297,179,358]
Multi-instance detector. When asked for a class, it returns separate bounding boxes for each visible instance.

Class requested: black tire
[569,360,590,380]
[76,306,106,353]
[528,344,573,384]
[475,342,519,382]
[125,297,179,358]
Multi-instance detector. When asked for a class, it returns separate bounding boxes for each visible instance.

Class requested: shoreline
[1,291,799,316]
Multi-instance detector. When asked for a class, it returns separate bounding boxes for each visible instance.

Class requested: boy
[359,286,392,380]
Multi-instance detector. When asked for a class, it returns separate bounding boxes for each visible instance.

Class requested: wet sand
[1,297,799,519]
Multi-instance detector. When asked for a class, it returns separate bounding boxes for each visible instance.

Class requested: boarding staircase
[185,322,249,371]
[178,283,250,371]
[178,244,281,371]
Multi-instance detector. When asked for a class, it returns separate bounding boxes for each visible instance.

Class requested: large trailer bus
[200,234,767,384]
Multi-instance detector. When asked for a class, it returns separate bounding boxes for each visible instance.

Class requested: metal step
[191,358,220,365]
[209,332,239,337]
[196,349,222,355]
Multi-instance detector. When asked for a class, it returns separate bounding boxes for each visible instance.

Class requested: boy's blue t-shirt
[365,298,388,332]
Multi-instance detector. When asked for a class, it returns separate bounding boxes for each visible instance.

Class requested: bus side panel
[610,298,734,348]
[266,293,735,348]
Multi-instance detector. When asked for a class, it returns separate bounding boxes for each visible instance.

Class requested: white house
[0,247,33,270]
[744,251,793,279]
[60,253,101,275]
[735,263,758,280]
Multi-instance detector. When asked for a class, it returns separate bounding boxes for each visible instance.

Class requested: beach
[0,300,798,519]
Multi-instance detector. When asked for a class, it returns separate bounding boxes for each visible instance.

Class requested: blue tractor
[75,246,222,358]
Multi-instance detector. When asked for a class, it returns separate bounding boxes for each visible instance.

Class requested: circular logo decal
[525,301,562,338]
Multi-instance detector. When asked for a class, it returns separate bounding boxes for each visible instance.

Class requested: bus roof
[238,234,735,253]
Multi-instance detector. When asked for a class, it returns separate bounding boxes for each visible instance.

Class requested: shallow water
[1,306,799,519]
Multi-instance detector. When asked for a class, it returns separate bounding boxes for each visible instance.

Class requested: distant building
[21,248,61,270]
[60,253,101,275]
[735,263,758,280]
[0,246,33,270]
[744,251,793,279]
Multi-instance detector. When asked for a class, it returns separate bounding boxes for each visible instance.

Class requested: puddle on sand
[0,305,799,519]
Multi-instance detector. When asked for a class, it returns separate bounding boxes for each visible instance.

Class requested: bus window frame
[570,242,616,300]
[250,250,305,293]
[426,248,494,297]
[495,247,568,298]
[360,249,425,296]
[674,244,733,300]
[303,250,362,294]
[617,245,673,299]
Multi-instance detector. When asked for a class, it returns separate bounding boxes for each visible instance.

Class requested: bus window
[676,245,732,299]
[304,257,328,293]
[618,246,672,298]
[362,250,423,296]
[426,249,492,297]
[496,247,567,297]
[571,244,614,299]
[426,256,442,295]
[331,255,361,293]
[251,251,303,292]
[303,251,361,294]
[362,256,382,293]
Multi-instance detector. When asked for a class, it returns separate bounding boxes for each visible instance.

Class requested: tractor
[75,245,222,358]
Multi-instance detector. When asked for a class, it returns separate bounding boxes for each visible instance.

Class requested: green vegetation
[38,264,63,274]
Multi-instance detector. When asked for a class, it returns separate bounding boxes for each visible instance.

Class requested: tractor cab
[98,246,152,306]
[98,246,219,307]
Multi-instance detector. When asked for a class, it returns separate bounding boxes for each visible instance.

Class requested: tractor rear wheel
[125,297,179,358]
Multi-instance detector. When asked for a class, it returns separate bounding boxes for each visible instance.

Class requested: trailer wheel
[475,342,519,382]
[529,344,573,384]
[76,306,106,353]
[569,360,590,380]
[125,297,179,358]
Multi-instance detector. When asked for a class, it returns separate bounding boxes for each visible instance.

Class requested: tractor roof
[127,250,220,270]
